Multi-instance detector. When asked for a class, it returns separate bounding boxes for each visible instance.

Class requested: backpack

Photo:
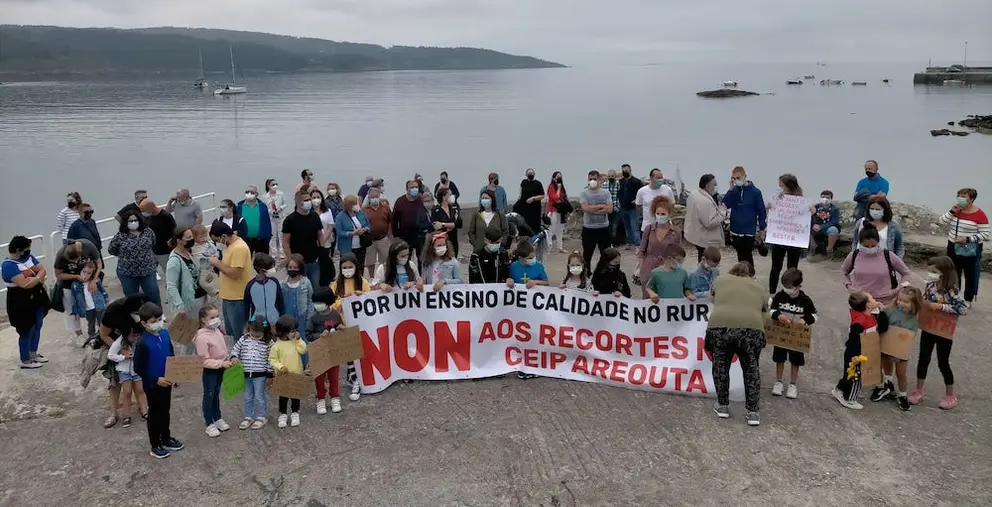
[846,249,898,289]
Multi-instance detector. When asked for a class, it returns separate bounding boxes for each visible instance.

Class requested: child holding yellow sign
[833,292,889,410]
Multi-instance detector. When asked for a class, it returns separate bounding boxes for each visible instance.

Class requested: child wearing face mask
[688,247,721,299]
[870,286,923,411]
[373,240,424,291]
[908,256,966,410]
[270,315,307,428]
[646,243,694,303]
[768,269,817,399]
[833,292,888,410]
[281,254,314,339]
[190,225,220,302]
[560,251,588,290]
[330,253,371,400]
[307,288,345,414]
[194,305,232,438]
[422,234,464,291]
[132,302,184,459]
[230,317,272,430]
[469,228,510,284]
[244,253,284,328]
[107,323,149,427]
[506,240,549,290]
[69,260,109,345]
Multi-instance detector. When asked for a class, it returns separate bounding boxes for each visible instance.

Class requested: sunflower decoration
[846,355,868,380]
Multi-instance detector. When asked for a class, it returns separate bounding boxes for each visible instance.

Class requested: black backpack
[846,249,898,289]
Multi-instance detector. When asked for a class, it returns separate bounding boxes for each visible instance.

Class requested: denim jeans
[222,299,246,338]
[243,376,268,419]
[304,262,320,290]
[18,308,44,362]
[119,273,161,307]
[202,368,224,425]
[622,208,641,245]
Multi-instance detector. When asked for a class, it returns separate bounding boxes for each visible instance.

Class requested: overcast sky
[2,0,989,64]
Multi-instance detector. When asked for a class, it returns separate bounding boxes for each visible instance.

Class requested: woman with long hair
[312,189,337,287]
[546,171,569,253]
[590,247,631,297]
[766,173,810,295]
[851,195,904,258]
[165,227,206,332]
[108,210,161,306]
[373,239,424,291]
[636,195,680,299]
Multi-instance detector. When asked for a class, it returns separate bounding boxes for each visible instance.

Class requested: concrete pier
[913,66,992,85]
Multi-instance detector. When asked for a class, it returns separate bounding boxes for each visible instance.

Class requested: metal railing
[2,192,217,296]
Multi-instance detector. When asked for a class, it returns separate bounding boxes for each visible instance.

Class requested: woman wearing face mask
[165,228,206,352]
[261,179,287,259]
[108,210,161,306]
[213,199,238,230]
[684,174,729,263]
[334,195,371,269]
[431,187,462,257]
[324,183,344,219]
[434,171,461,203]
[422,233,463,291]
[513,168,546,252]
[851,195,904,258]
[57,191,83,245]
[235,185,273,255]
[766,174,812,295]
[637,196,680,299]
[546,171,570,253]
[937,188,989,303]
[312,189,337,287]
[841,223,913,306]
[468,189,509,256]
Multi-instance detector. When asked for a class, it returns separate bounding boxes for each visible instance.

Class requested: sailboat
[214,44,246,96]
[193,47,208,89]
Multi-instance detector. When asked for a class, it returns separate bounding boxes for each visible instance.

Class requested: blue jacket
[235,199,273,241]
[67,219,103,252]
[722,181,767,235]
[69,279,109,317]
[853,175,889,220]
[335,210,370,255]
[618,176,642,210]
[812,203,840,231]
[133,330,174,390]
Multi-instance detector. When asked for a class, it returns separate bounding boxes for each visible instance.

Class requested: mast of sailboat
[963,41,968,68]
[198,47,205,80]
[229,44,236,84]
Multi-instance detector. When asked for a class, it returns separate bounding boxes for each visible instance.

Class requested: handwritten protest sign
[766,195,811,249]
[164,356,203,383]
[880,326,916,361]
[763,319,812,353]
[167,313,198,346]
[270,373,312,399]
[860,331,882,386]
[920,307,957,340]
[308,328,365,377]
[222,363,245,400]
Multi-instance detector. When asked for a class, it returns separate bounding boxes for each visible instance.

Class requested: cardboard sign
[763,319,812,354]
[167,312,199,346]
[269,372,313,399]
[164,355,203,383]
[222,363,245,400]
[920,307,958,340]
[860,331,882,386]
[308,327,365,378]
[765,195,812,249]
[880,326,916,361]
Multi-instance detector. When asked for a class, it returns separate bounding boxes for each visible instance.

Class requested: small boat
[819,79,843,85]
[193,47,208,89]
[803,75,815,79]
[786,79,803,85]
[214,44,247,96]
[851,81,867,86]
[882,79,890,83]
[943,79,965,86]
[723,80,738,87]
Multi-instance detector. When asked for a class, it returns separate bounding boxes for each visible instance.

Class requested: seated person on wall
[810,190,841,259]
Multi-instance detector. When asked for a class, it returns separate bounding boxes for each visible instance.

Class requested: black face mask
[20,249,31,258]
[493,179,499,185]
[440,177,448,183]
[67,200,77,208]
[287,269,300,278]
[865,171,875,178]
[607,264,619,271]
[608,177,616,182]
[184,239,195,250]
[83,211,93,220]
[622,171,631,177]
[526,174,535,181]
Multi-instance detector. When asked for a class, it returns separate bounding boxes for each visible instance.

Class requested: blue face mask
[302,201,313,211]
[480,198,492,209]
[486,243,500,253]
[369,198,380,206]
[733,179,745,187]
[861,246,880,255]
[409,188,419,197]
[523,257,537,266]
[957,197,968,207]
[673,263,683,270]
[655,216,670,225]
[896,305,905,313]
[869,209,884,220]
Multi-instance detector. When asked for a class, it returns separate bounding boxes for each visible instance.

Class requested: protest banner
[766,195,812,249]
[860,331,882,386]
[920,307,957,340]
[222,363,245,400]
[763,319,812,353]
[880,326,916,361]
[270,372,312,399]
[164,356,203,383]
[307,327,366,377]
[167,312,198,346]
[342,285,745,400]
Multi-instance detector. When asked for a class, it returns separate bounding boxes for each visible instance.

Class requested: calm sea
[1,62,991,242]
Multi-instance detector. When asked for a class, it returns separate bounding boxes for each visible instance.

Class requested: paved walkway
[1,239,990,507]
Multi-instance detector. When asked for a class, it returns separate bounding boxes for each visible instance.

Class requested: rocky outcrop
[696,89,759,98]
[957,114,992,129]
[931,129,969,137]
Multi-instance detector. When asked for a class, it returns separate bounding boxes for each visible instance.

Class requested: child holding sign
[107,322,149,428]
[832,292,889,410]
[269,315,307,428]
[307,288,345,415]
[194,305,232,438]
[230,317,272,430]
[506,240,548,379]
[870,286,923,411]
[331,252,371,400]
[909,256,967,410]
[132,302,184,459]
[560,251,588,291]
[769,269,817,399]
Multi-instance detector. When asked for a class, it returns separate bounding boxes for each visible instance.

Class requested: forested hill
[0,25,565,74]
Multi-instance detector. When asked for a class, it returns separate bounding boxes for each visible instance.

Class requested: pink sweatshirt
[194,328,231,369]
[841,249,912,305]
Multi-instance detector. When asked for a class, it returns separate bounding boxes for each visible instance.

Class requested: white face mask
[266,268,277,277]
[147,321,164,332]
[447,194,456,204]
[327,189,338,197]
[568,265,584,275]
[352,205,360,213]
[270,184,278,191]
[207,317,222,329]
[311,197,322,207]
[821,197,830,205]
[434,246,447,256]
[127,221,140,231]
[313,303,328,312]
[245,192,256,200]
[588,180,599,189]
[397,257,409,266]
[341,267,356,278]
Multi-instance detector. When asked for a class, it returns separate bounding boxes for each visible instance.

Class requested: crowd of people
[2,161,988,456]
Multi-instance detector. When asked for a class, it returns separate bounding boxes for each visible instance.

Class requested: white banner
[766,194,812,248]
[342,285,744,400]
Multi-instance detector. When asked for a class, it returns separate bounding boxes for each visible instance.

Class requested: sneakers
[771,381,784,396]
[250,418,266,430]
[290,412,300,427]
[30,353,49,363]
[897,396,911,412]
[316,399,327,415]
[149,447,171,459]
[277,414,288,428]
[330,398,342,413]
[349,383,361,401]
[870,380,894,402]
[18,360,43,369]
[205,424,221,438]
[713,404,730,419]
[163,438,184,451]
[517,372,538,380]
[938,394,959,410]
[832,388,864,410]
[238,418,252,430]
[746,411,760,427]
[785,384,798,399]
[907,388,925,405]
[215,419,230,432]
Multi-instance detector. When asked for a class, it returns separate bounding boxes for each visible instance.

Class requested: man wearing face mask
[618,164,643,247]
[392,180,428,265]
[634,169,676,238]
[480,173,508,212]
[810,190,841,260]
[604,169,623,246]
[723,166,768,266]
[357,175,375,203]
[235,185,273,255]
[167,188,203,230]
[579,170,614,273]
[853,160,889,221]
[362,187,393,278]
[116,189,148,224]
[281,190,325,288]
[209,222,252,337]
[139,199,177,282]
[68,203,103,256]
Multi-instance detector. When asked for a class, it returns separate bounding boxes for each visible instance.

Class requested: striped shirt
[56,207,80,240]
[939,208,990,244]
[230,335,273,374]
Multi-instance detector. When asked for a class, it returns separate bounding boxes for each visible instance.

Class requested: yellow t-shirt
[219,237,253,301]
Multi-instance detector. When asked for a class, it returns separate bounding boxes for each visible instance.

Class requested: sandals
[121,417,132,428]
[140,412,148,421]
[103,415,118,429]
